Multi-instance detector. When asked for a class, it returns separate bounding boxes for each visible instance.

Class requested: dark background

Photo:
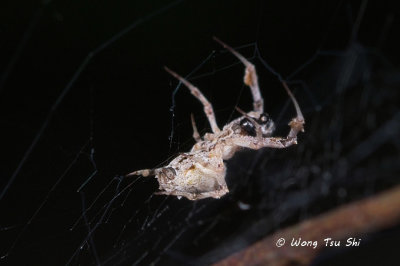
[1,0,399,265]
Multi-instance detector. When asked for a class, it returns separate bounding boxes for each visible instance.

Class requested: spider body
[128,38,305,200]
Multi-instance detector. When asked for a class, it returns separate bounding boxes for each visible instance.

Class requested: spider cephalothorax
[128,37,305,200]
[236,110,275,138]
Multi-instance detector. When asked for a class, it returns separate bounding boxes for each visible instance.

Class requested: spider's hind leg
[126,168,156,177]
[154,190,198,200]
[155,187,229,201]
[191,113,202,142]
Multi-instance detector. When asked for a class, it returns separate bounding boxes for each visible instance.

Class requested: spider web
[1,0,399,265]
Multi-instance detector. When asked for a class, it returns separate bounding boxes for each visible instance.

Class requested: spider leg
[229,136,299,150]
[191,113,202,142]
[154,190,198,200]
[165,67,220,133]
[282,81,305,138]
[213,37,264,113]
[126,169,155,177]
[155,186,229,200]
[194,187,229,199]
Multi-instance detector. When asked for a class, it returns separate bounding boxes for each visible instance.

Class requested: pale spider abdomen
[156,152,228,200]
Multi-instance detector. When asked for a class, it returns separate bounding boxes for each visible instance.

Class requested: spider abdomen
[155,153,228,199]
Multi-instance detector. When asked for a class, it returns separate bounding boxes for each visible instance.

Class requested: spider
[127,37,305,200]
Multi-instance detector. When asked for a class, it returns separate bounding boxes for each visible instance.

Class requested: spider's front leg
[213,37,264,113]
[164,67,220,134]
[228,136,294,150]
[281,81,305,138]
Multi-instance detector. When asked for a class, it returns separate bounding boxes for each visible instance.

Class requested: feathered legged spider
[128,37,305,200]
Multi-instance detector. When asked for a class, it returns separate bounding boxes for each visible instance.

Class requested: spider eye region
[258,113,275,136]
[258,113,271,124]
[239,118,256,137]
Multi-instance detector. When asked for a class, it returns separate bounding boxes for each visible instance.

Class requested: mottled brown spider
[127,37,305,200]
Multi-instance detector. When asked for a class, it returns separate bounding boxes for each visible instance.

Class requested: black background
[1,0,399,265]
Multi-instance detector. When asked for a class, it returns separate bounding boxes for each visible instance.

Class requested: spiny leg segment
[282,81,305,138]
[213,37,264,113]
[164,66,220,134]
[190,113,201,142]
[127,168,154,177]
